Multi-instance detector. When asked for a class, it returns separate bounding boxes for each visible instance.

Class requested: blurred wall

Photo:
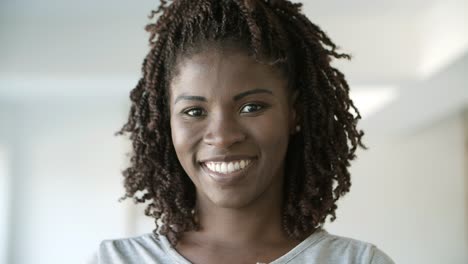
[327,112,467,264]
[1,98,133,264]
[0,102,15,264]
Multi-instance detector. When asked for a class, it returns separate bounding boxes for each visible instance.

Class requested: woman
[95,0,395,263]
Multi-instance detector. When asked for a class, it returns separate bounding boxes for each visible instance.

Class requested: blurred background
[1,0,467,263]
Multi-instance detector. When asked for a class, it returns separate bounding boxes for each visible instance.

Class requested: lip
[199,154,257,163]
[200,158,256,186]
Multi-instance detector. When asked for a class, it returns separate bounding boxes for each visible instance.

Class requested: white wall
[327,112,467,264]
[418,0,468,78]
[0,148,9,264]
[4,98,133,264]
[0,101,17,264]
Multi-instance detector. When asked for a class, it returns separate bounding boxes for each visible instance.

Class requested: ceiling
[0,0,441,83]
[0,0,435,19]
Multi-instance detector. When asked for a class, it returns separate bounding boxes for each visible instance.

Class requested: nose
[203,114,246,148]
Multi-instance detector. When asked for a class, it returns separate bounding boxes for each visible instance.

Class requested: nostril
[203,129,246,148]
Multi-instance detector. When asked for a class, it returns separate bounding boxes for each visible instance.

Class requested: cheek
[171,119,201,172]
[249,111,290,159]
[170,118,202,165]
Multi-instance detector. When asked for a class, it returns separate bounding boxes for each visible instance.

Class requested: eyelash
[183,108,206,117]
[182,103,267,117]
[240,103,265,113]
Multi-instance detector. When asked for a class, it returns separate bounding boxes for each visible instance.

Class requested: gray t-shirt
[93,228,395,264]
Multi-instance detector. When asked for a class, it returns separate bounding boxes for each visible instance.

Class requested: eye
[240,103,265,114]
[183,107,206,117]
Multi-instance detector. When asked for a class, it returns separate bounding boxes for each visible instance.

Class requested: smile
[203,159,252,174]
[200,158,256,186]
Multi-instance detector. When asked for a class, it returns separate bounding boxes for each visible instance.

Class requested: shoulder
[99,233,165,255]
[93,233,177,264]
[290,229,395,264]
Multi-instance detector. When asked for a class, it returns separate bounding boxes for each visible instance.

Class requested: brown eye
[240,103,264,113]
[183,107,206,117]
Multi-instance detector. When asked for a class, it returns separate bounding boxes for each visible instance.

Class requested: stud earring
[295,125,301,132]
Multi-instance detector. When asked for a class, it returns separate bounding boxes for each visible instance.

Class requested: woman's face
[169,48,297,209]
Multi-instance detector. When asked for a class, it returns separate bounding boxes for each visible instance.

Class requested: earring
[295,125,301,132]
[191,208,199,224]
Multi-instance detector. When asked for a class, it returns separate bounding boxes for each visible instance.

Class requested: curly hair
[116,0,366,246]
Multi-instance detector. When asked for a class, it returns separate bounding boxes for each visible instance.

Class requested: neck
[192,174,288,247]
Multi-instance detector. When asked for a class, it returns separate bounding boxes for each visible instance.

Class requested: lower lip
[201,161,255,186]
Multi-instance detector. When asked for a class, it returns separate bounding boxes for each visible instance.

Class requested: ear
[289,89,301,134]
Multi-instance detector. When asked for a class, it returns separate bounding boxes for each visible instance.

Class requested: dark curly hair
[116,0,366,246]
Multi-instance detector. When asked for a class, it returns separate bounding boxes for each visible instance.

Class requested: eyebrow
[174,95,206,104]
[233,88,273,101]
[174,88,273,104]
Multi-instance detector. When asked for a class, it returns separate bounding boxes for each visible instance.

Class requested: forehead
[169,49,288,98]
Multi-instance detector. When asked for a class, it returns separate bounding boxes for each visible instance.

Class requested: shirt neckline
[158,228,328,264]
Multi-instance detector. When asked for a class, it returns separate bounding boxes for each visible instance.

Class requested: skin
[169,47,300,264]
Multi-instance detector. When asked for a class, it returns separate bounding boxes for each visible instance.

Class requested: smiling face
[169,47,297,209]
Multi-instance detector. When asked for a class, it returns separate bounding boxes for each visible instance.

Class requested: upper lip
[199,155,257,163]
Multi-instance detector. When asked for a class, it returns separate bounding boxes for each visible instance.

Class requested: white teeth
[204,159,253,174]
[227,162,234,173]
